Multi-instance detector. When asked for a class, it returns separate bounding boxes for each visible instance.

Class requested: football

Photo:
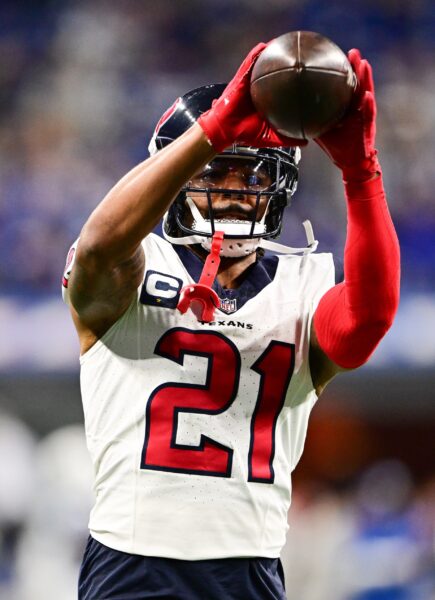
[250,31,357,140]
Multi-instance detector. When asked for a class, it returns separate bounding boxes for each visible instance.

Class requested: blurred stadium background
[0,1,434,598]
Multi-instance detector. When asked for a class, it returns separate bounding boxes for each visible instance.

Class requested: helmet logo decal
[154,97,183,136]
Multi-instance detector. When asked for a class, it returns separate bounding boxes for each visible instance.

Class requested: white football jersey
[72,233,335,560]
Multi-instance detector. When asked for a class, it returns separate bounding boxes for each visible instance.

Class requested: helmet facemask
[163,147,299,257]
[151,84,316,258]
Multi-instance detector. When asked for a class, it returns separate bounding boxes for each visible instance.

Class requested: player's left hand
[314,49,381,182]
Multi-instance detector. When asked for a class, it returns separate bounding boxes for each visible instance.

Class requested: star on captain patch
[219,297,237,315]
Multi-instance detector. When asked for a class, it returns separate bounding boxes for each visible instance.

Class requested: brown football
[250,31,356,140]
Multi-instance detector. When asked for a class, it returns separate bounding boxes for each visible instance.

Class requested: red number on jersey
[248,341,295,483]
[141,328,295,483]
[141,328,240,477]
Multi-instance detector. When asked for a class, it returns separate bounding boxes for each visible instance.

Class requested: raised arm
[67,124,216,341]
[310,50,400,394]
[67,42,305,349]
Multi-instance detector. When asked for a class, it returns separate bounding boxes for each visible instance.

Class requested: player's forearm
[79,123,216,263]
[342,176,400,316]
[313,175,400,369]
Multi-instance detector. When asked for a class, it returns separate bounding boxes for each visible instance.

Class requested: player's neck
[188,246,257,290]
[216,253,257,289]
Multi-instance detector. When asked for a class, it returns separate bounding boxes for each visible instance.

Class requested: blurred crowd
[0,410,433,600]
[0,0,435,298]
[283,464,435,600]
[0,5,434,599]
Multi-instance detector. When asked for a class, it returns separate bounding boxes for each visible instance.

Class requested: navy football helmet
[149,84,316,257]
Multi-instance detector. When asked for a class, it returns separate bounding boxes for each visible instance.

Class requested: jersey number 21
[141,328,295,484]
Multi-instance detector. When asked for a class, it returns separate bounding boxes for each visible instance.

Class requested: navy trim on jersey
[174,245,279,313]
[79,536,287,600]
[333,256,344,284]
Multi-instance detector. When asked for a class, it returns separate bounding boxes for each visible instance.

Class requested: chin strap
[177,231,224,322]
[163,218,318,256]
[260,220,318,255]
[163,196,319,257]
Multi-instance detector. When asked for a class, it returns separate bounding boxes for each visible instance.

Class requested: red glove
[198,43,307,152]
[315,49,380,182]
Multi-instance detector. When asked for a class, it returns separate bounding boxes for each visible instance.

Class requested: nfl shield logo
[219,297,237,314]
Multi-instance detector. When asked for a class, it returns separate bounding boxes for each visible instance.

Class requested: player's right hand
[198,43,307,151]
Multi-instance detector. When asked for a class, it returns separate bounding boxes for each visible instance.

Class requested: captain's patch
[140,270,183,308]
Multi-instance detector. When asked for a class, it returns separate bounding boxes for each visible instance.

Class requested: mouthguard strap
[177,231,224,322]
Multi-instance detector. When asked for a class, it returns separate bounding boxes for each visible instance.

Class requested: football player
[63,44,400,599]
